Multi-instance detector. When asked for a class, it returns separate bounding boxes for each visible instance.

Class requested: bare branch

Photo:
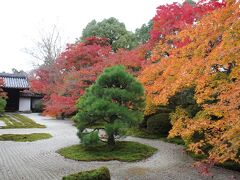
[24,24,64,67]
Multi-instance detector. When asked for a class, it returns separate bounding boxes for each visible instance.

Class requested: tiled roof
[0,73,29,89]
[20,91,43,98]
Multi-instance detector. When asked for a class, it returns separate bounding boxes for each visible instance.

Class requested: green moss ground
[0,133,52,142]
[62,167,110,180]
[0,114,45,128]
[58,141,157,162]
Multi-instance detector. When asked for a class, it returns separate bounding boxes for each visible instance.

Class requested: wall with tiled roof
[0,73,29,89]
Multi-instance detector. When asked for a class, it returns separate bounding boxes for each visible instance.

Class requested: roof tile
[0,73,29,89]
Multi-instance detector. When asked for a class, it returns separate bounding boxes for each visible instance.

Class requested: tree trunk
[107,133,115,147]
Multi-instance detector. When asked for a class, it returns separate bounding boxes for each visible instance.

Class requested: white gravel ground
[0,113,239,180]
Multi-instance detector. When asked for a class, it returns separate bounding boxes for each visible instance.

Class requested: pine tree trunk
[107,133,115,146]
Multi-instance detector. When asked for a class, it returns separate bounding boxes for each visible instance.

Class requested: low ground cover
[58,141,157,162]
[0,114,45,128]
[0,133,52,142]
[62,167,110,180]
[125,127,185,145]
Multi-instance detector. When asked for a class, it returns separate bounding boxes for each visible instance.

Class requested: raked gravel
[0,113,239,180]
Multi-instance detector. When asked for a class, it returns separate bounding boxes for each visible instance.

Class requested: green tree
[75,65,145,146]
[114,32,138,50]
[135,20,153,44]
[81,17,138,51]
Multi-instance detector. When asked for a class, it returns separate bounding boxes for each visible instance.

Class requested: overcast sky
[0,0,180,73]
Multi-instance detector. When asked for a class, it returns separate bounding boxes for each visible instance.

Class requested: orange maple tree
[139,0,240,165]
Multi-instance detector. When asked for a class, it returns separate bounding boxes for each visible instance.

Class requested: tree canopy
[135,20,152,44]
[81,17,138,51]
[140,0,239,165]
[75,65,145,146]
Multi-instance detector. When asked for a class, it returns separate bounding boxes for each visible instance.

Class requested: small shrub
[147,113,171,134]
[62,166,111,180]
[140,106,172,129]
[32,100,44,112]
[0,98,6,114]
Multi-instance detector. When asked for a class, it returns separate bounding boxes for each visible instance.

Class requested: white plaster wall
[19,97,31,112]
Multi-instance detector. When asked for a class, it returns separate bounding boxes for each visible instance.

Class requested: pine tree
[75,65,145,146]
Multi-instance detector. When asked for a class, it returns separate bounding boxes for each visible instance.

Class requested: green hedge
[147,113,171,135]
[32,100,44,112]
[62,167,110,180]
[0,98,6,114]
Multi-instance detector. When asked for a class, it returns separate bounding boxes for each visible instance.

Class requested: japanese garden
[0,0,239,179]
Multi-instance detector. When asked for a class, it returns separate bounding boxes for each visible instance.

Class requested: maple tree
[30,37,112,116]
[30,36,148,117]
[0,78,7,99]
[0,78,7,114]
[150,0,225,42]
[140,0,240,165]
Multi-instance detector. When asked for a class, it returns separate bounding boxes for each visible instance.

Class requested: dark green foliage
[135,20,152,44]
[146,113,171,134]
[81,17,138,51]
[0,98,6,114]
[62,167,111,180]
[168,87,201,117]
[81,131,100,146]
[183,0,196,6]
[32,100,44,112]
[0,133,52,142]
[191,131,205,143]
[218,160,240,172]
[58,141,157,162]
[140,106,172,129]
[166,137,185,145]
[125,127,166,139]
[136,87,201,139]
[75,65,145,146]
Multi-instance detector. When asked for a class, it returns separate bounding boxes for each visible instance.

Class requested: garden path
[0,113,239,180]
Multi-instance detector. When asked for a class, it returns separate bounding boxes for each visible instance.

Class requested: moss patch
[0,133,52,142]
[58,141,157,162]
[125,128,185,145]
[125,127,166,139]
[0,114,45,129]
[62,167,110,180]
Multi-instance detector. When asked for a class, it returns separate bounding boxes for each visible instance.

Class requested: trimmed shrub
[0,98,6,114]
[140,106,172,129]
[62,166,111,180]
[147,113,171,135]
[32,100,44,112]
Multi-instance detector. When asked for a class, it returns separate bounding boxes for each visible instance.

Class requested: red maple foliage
[30,36,149,116]
[0,78,7,98]
[150,0,225,42]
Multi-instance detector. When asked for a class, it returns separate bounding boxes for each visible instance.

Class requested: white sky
[0,0,180,73]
